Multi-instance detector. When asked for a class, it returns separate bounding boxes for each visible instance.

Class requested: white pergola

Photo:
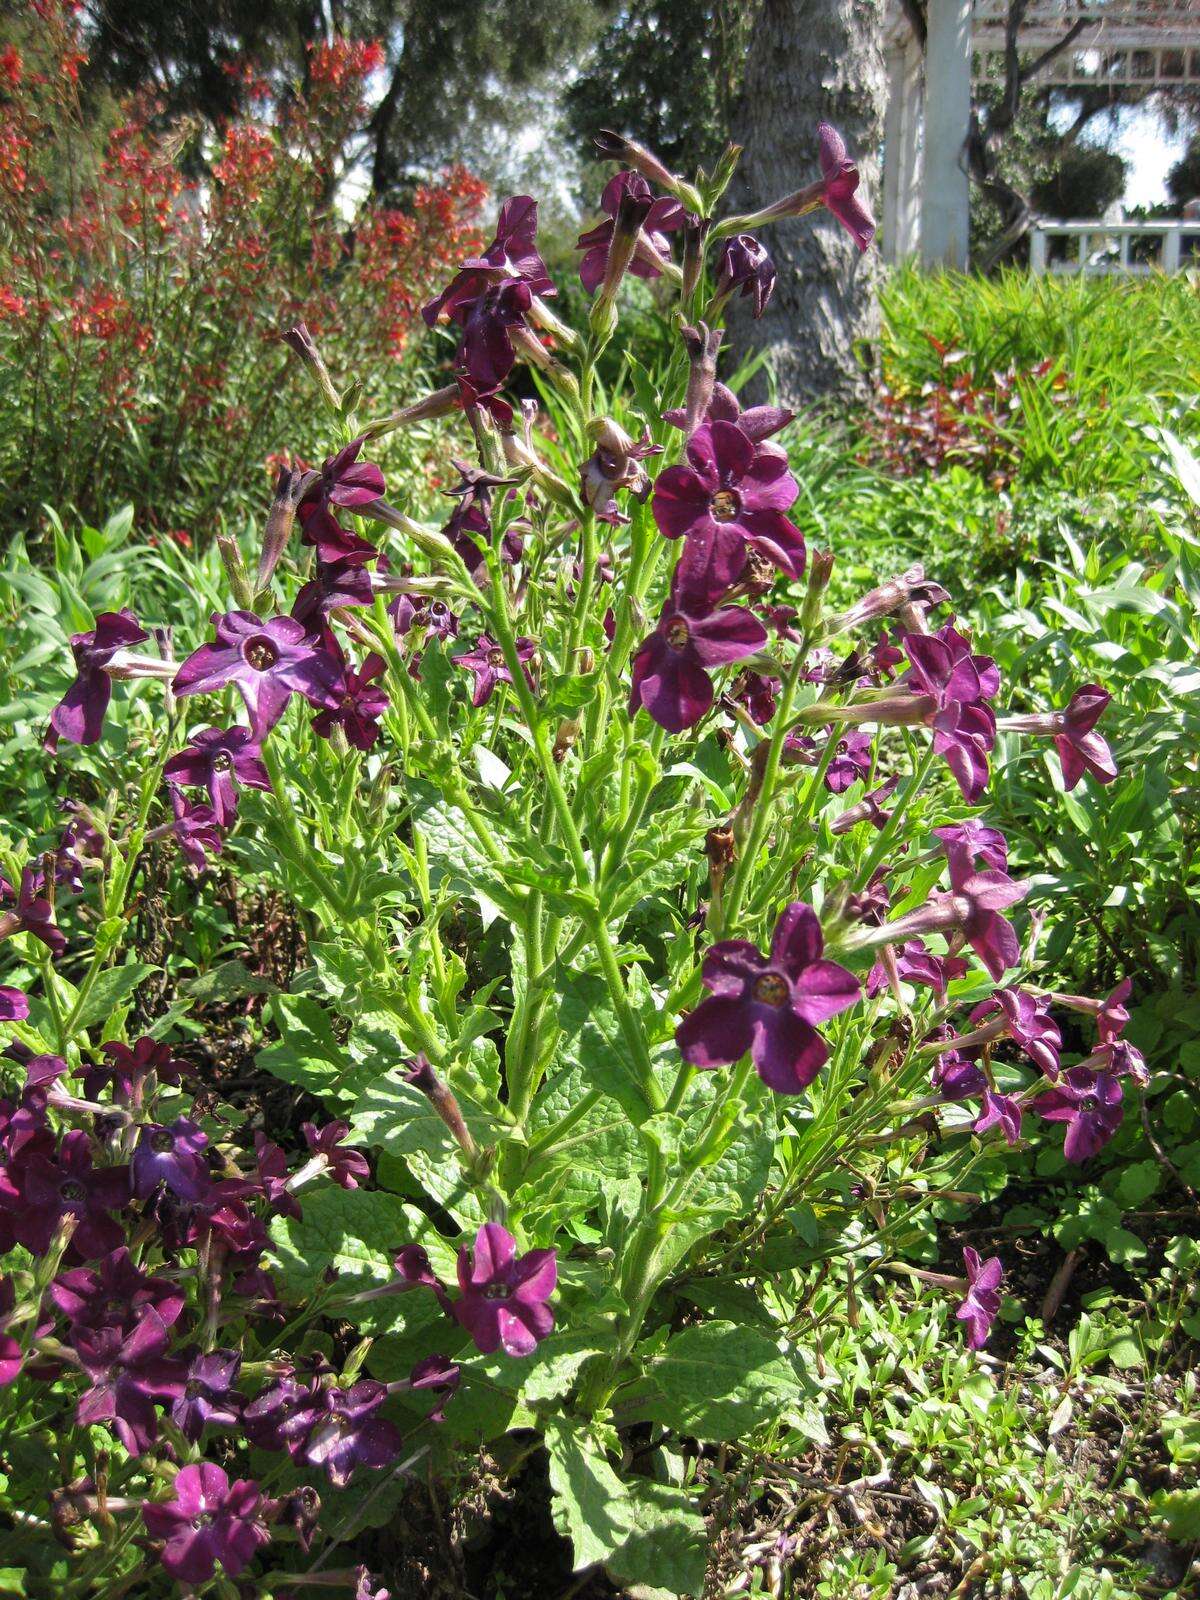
[882,0,1200,269]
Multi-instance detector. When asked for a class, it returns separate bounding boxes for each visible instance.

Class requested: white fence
[1030,220,1200,275]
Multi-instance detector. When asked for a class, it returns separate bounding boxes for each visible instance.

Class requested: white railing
[1030,219,1200,275]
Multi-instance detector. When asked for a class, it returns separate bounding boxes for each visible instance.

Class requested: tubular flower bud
[678,322,723,439]
[281,322,341,412]
[825,565,948,637]
[594,130,704,215]
[405,1056,477,1159]
[358,385,461,440]
[256,465,318,592]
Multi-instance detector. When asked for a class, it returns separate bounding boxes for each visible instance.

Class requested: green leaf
[1150,1487,1200,1542]
[73,962,159,1033]
[185,959,279,1003]
[267,1186,413,1299]
[557,969,657,1125]
[351,1067,495,1225]
[545,1418,706,1597]
[629,1321,808,1442]
[408,777,524,925]
[1110,1158,1161,1211]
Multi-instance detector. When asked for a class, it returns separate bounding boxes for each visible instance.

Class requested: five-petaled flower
[653,419,806,584]
[453,633,537,708]
[1034,1067,1123,1162]
[956,1247,1002,1349]
[142,1463,270,1583]
[174,611,343,736]
[164,726,271,828]
[452,1222,557,1357]
[630,572,766,733]
[676,902,860,1093]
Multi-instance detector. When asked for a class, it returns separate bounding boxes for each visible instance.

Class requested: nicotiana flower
[291,557,376,633]
[453,633,537,708]
[933,819,1008,873]
[956,1247,1002,1349]
[944,847,1028,982]
[297,438,385,565]
[74,1306,186,1455]
[167,792,224,873]
[830,775,898,835]
[452,1222,557,1357]
[424,194,554,328]
[1001,683,1117,791]
[973,1088,1023,1147]
[0,987,28,1021]
[50,1246,185,1334]
[142,1463,270,1584]
[409,1353,461,1423]
[12,1130,129,1258]
[46,609,172,751]
[164,726,271,828]
[279,1381,403,1488]
[1034,1067,1123,1162]
[786,728,874,793]
[131,1118,210,1202]
[0,1277,21,1385]
[629,573,766,733]
[932,1045,987,1101]
[970,987,1061,1079]
[311,655,390,751]
[83,1036,184,1107]
[576,170,684,293]
[902,625,999,803]
[676,902,860,1093]
[174,611,343,735]
[171,1349,243,1441]
[867,940,969,1003]
[714,234,777,318]
[652,419,806,583]
[299,1120,370,1189]
[814,122,877,250]
[663,379,793,446]
[0,866,66,958]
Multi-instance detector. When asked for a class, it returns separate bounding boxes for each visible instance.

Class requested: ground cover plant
[0,57,1197,1600]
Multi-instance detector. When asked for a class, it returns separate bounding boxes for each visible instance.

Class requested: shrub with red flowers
[0,112,1143,1600]
[0,4,487,540]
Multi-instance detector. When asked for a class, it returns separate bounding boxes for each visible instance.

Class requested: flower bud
[799,548,835,634]
[681,216,711,302]
[217,534,255,612]
[825,565,948,637]
[678,322,723,438]
[405,1055,477,1159]
[594,130,704,215]
[256,464,317,592]
[281,322,341,414]
[358,384,461,440]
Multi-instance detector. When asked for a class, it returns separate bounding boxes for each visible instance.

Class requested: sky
[1061,102,1192,206]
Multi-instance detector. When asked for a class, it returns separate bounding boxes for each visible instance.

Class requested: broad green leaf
[629,1321,809,1442]
[268,1185,413,1296]
[73,962,159,1033]
[557,969,659,1124]
[545,1418,706,1596]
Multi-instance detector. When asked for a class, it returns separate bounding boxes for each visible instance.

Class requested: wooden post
[883,32,924,263]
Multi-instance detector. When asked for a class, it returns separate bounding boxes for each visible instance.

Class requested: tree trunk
[727,0,886,409]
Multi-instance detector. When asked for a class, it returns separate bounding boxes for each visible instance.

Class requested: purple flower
[243,1375,318,1451]
[292,557,376,633]
[1034,1067,1123,1162]
[956,1247,1002,1349]
[424,195,554,326]
[944,849,1028,982]
[279,1381,403,1487]
[131,1118,210,1202]
[50,1247,185,1334]
[817,122,876,251]
[74,1306,186,1454]
[458,278,534,393]
[932,1046,987,1101]
[729,669,781,726]
[867,940,969,1003]
[652,420,806,583]
[663,379,793,445]
[409,1354,460,1423]
[164,726,271,828]
[168,792,224,872]
[715,234,776,318]
[630,582,766,734]
[312,655,390,752]
[676,902,860,1094]
[830,776,899,835]
[903,625,999,803]
[142,1463,270,1584]
[300,1120,371,1188]
[0,986,28,1021]
[173,611,343,736]
[973,1088,1023,1147]
[452,1222,556,1357]
[172,1349,243,1441]
[0,1276,21,1385]
[13,1130,129,1259]
[0,866,66,958]
[933,820,1008,873]
[1053,685,1117,789]
[970,988,1061,1079]
[453,633,537,708]
[576,171,684,293]
[824,729,874,793]
[46,609,150,750]
[297,438,385,565]
[83,1036,184,1106]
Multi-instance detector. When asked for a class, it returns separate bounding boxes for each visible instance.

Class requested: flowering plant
[0,114,1137,1598]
